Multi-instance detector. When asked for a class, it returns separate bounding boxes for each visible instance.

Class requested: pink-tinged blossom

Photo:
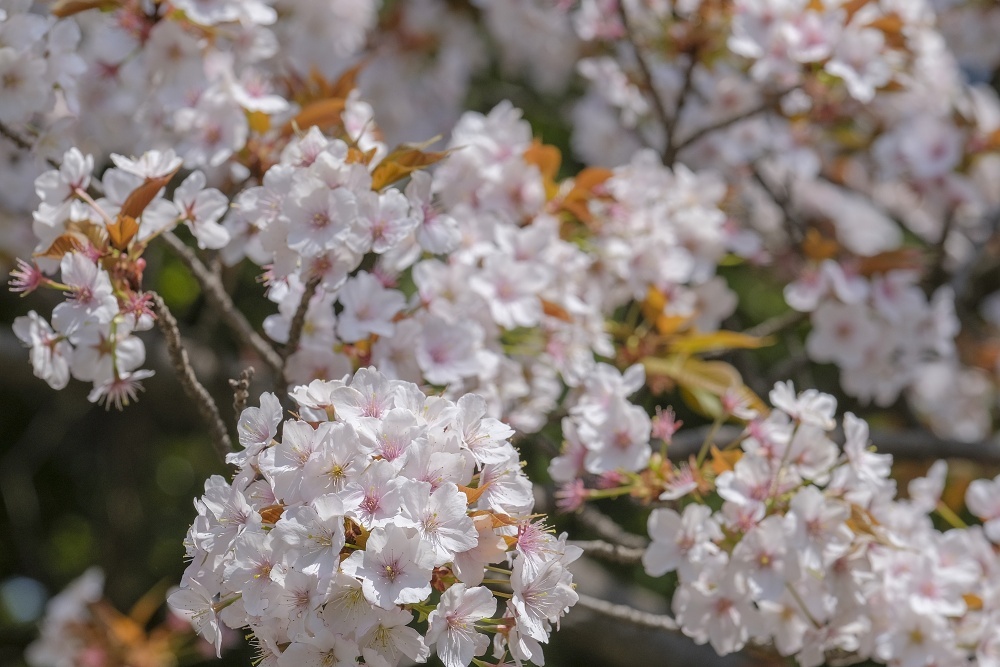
[51,253,118,334]
[167,578,224,657]
[769,380,836,430]
[351,189,418,254]
[457,393,515,466]
[277,630,359,667]
[510,558,578,643]
[13,311,72,390]
[406,171,460,254]
[110,149,183,180]
[358,607,430,667]
[414,315,484,385]
[644,504,722,581]
[469,254,547,329]
[271,495,346,585]
[337,271,406,342]
[966,475,1000,542]
[673,568,759,656]
[87,369,154,411]
[231,392,282,467]
[342,460,405,529]
[399,482,477,566]
[453,514,509,586]
[341,524,435,609]
[426,584,497,667]
[578,398,652,474]
[172,171,231,249]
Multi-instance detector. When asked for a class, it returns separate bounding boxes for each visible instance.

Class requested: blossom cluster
[10,145,239,408]
[168,367,579,667]
[635,383,1000,666]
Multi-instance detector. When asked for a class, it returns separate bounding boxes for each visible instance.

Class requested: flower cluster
[169,367,579,667]
[787,261,959,410]
[10,145,240,408]
[637,382,1000,666]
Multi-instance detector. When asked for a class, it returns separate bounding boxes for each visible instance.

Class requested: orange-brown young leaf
[329,60,367,100]
[370,144,451,191]
[541,298,574,323]
[51,0,121,17]
[283,98,347,137]
[458,483,492,505]
[119,169,180,221]
[106,215,140,252]
[709,445,743,475]
[33,233,85,260]
[857,248,924,276]
[523,139,562,200]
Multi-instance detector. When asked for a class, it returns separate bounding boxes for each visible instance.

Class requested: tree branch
[283,275,321,360]
[575,505,649,549]
[0,120,65,170]
[151,292,232,461]
[569,540,645,565]
[575,593,678,632]
[159,231,285,380]
[672,90,791,156]
[615,2,674,164]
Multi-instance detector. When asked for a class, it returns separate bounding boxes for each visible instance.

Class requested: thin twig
[662,55,698,165]
[159,231,284,379]
[673,90,791,156]
[283,275,321,360]
[742,309,807,339]
[575,505,649,549]
[575,593,678,632]
[0,120,62,170]
[615,2,673,163]
[229,366,255,420]
[752,163,805,244]
[951,208,1000,299]
[923,209,956,295]
[569,540,645,565]
[151,292,232,461]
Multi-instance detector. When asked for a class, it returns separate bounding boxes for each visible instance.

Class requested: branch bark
[160,231,285,381]
[569,539,645,565]
[575,593,678,632]
[283,275,321,360]
[151,292,232,461]
[575,504,649,549]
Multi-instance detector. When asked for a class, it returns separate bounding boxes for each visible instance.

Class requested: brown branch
[672,89,791,156]
[160,231,284,380]
[575,505,649,549]
[151,292,232,461]
[0,120,65,170]
[228,366,255,420]
[575,593,678,632]
[283,275,321,361]
[662,55,698,165]
[615,2,674,163]
[569,540,645,565]
[923,209,956,296]
[742,309,808,339]
[752,163,805,244]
